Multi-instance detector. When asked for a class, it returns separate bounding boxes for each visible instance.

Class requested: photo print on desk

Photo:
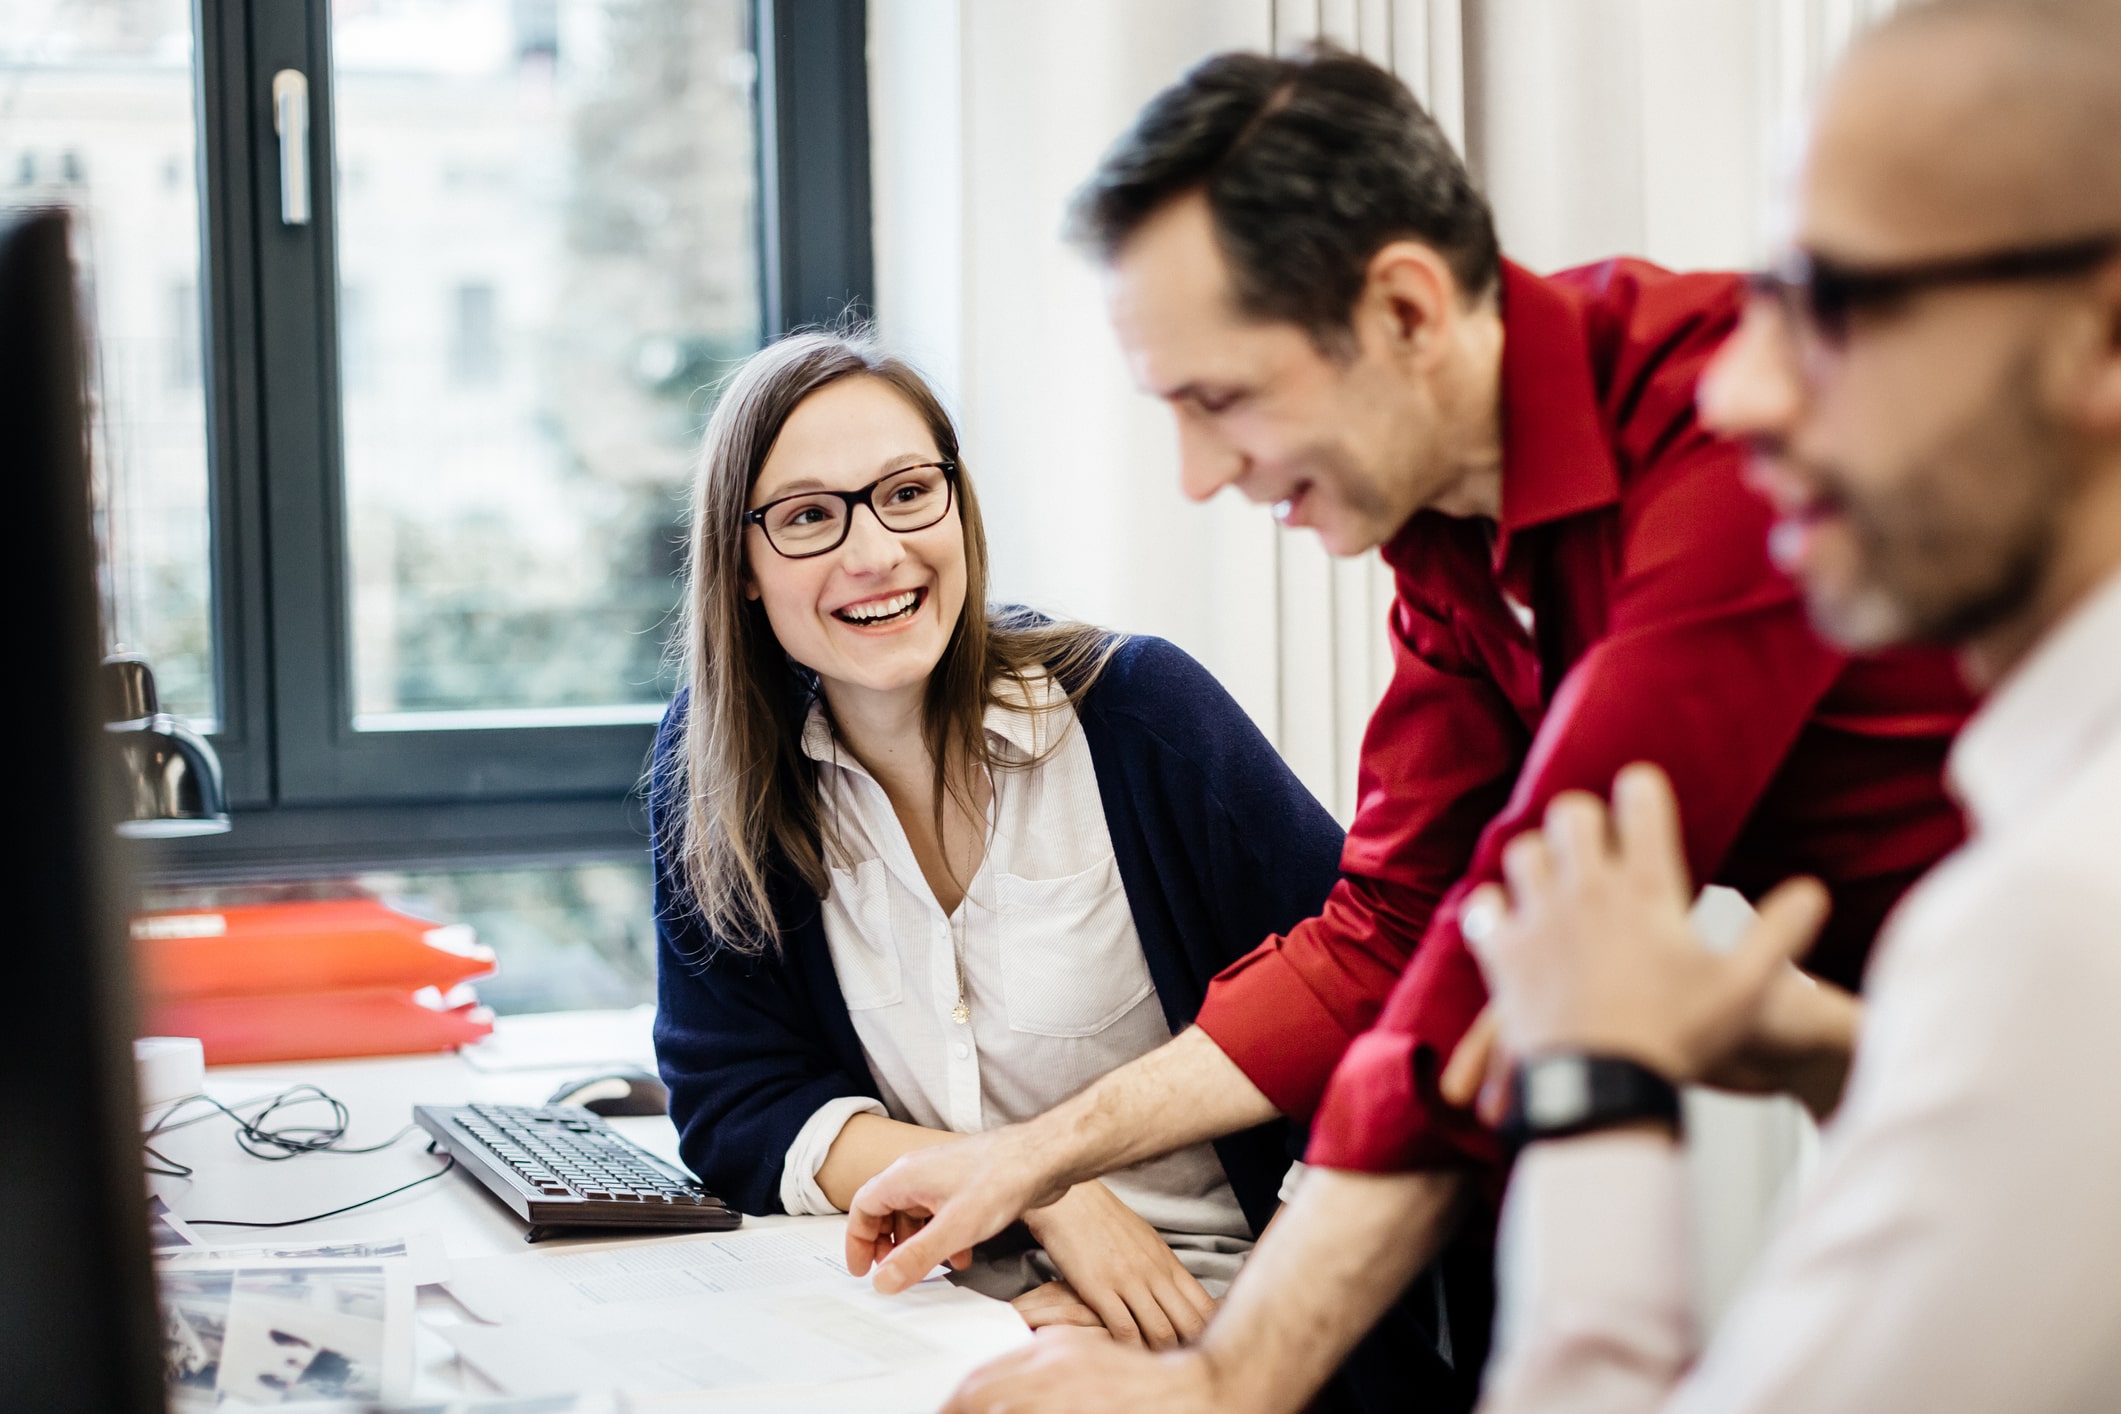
[160,1259,413,1407]
[159,1231,452,1288]
[149,1194,203,1250]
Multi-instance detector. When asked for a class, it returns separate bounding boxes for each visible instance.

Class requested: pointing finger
[871,1204,979,1294]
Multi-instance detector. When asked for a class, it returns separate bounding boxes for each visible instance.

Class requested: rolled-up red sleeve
[1307,433,1848,1173]
[1196,524,1531,1120]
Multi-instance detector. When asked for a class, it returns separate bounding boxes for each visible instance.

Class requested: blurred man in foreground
[1459,1,2121,1408]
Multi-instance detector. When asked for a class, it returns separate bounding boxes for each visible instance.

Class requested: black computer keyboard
[415,1102,741,1242]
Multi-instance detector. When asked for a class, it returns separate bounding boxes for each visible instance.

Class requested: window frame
[157,0,870,880]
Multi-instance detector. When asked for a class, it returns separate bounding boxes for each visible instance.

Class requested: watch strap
[1500,1052,1682,1152]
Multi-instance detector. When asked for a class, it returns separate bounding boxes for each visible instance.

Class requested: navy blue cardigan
[649,635,1345,1235]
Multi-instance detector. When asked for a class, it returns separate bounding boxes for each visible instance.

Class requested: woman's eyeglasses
[1747,233,2119,348]
[744,461,958,560]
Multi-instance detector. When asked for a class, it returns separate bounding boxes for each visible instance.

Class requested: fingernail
[1461,900,1499,945]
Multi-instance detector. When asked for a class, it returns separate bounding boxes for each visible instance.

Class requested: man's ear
[1357,240,1457,369]
[2074,261,2121,435]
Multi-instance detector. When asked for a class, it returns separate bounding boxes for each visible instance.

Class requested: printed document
[436,1222,1029,1404]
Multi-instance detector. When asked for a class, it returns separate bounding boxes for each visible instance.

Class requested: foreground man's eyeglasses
[1748,233,2121,346]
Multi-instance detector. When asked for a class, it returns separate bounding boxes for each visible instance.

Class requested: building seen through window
[334,0,761,726]
[1,0,216,723]
[3,0,763,732]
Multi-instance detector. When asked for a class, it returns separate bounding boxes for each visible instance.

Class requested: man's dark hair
[1067,44,1499,349]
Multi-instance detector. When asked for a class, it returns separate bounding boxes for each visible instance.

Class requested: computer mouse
[545,1068,670,1117]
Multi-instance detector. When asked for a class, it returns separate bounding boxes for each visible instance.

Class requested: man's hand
[846,1027,1277,1294]
[845,1125,1068,1293]
[1700,963,1860,1117]
[946,1167,1458,1414]
[1460,763,1832,1086]
[942,1331,1226,1414]
[1442,965,1862,1125]
[1022,1181,1216,1349]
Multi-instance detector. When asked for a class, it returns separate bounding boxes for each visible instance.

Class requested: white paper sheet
[457,1007,656,1073]
[439,1279,1029,1403]
[246,1398,617,1413]
[164,1230,451,1288]
[442,1226,851,1325]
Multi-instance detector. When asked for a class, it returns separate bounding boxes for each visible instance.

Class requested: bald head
[1809,0,2121,257]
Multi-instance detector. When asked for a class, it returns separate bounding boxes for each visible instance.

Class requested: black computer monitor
[0,208,166,1410]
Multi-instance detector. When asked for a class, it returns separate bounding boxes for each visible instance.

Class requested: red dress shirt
[1192,258,1974,1176]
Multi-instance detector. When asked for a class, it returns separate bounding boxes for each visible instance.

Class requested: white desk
[146,1009,965,1403]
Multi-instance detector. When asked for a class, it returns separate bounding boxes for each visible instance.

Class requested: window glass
[1,0,216,723]
[331,0,760,726]
[363,861,657,1014]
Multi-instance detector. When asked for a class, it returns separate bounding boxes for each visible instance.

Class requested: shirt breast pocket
[996,859,1155,1038]
[825,858,903,1011]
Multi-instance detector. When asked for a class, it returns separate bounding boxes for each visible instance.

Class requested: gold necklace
[950,908,971,1025]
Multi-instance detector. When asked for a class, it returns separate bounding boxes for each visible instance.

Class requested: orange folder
[132,897,499,1063]
[143,987,495,1067]
[134,898,496,1000]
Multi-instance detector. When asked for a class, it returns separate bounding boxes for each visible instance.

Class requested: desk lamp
[102,654,229,837]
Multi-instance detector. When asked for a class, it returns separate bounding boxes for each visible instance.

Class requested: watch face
[1525,1056,1591,1128]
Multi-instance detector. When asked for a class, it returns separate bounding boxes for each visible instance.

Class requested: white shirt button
[953,1042,970,1060]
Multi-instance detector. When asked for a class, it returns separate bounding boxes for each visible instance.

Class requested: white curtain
[870,0,1288,759]
[1263,1,1467,822]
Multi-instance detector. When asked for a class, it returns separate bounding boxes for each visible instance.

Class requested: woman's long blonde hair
[665,330,1117,953]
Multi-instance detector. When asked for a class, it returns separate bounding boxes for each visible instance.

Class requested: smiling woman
[647,329,1350,1346]
[668,335,1116,944]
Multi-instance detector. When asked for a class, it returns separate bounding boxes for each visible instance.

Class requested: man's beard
[1812,354,2068,654]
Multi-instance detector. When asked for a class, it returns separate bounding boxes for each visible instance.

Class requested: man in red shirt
[845,46,1972,1413]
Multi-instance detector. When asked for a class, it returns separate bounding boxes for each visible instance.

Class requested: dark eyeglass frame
[1747,233,2121,347]
[744,459,959,560]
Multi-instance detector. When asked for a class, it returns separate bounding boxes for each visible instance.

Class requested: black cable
[188,1150,457,1229]
[145,1082,456,1229]
[143,1142,193,1179]
[146,1085,421,1162]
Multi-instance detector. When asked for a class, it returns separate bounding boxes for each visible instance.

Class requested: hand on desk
[846,1124,1065,1293]
[942,1329,1222,1414]
[1452,764,1838,1096]
[1020,1180,1216,1348]
[1010,1280,1106,1333]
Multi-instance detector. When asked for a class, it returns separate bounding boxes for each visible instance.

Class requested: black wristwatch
[1500,1052,1682,1152]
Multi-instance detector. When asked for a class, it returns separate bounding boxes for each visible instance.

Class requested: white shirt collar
[798,668,1069,776]
[1949,566,2121,837]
